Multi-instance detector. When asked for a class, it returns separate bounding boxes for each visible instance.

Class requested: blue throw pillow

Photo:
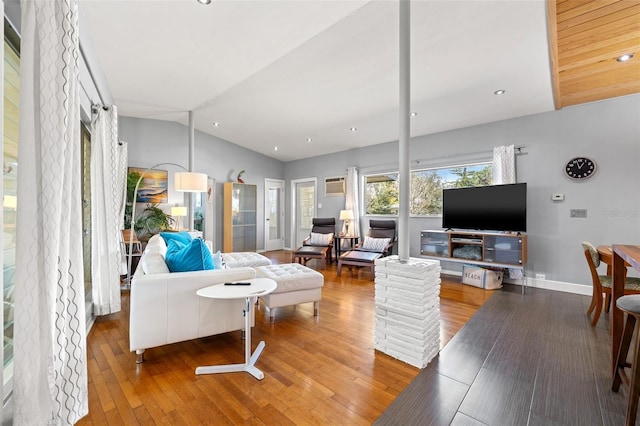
[160,231,193,246]
[165,239,214,272]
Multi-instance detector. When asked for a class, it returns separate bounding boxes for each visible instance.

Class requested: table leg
[196,297,267,380]
[612,251,626,379]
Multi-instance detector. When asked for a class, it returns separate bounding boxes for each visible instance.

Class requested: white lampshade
[174,172,207,192]
[171,206,187,217]
[340,209,354,220]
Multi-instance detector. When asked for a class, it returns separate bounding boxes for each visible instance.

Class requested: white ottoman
[255,263,324,323]
[222,252,272,269]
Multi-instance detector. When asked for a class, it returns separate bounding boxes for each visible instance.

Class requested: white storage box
[462,264,503,290]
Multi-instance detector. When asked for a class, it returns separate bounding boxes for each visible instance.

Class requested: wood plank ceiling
[548,0,640,109]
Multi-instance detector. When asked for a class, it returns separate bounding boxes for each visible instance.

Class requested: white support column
[398,0,410,261]
[187,110,195,230]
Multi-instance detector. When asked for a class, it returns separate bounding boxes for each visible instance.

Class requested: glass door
[264,179,284,251]
[292,179,316,248]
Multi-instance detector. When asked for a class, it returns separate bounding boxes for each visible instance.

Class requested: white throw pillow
[309,232,333,246]
[144,234,167,257]
[361,237,391,252]
[141,252,170,274]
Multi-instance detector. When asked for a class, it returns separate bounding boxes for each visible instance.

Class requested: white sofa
[129,234,256,363]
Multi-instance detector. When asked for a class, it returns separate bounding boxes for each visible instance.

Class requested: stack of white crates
[374,255,441,368]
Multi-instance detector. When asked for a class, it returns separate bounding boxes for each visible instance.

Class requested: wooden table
[598,245,631,276]
[611,245,640,379]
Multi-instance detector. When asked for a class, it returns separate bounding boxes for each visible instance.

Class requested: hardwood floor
[78,250,491,425]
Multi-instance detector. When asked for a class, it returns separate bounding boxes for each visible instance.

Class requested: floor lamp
[126,163,207,288]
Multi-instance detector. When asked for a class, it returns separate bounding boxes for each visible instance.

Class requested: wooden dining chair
[583,241,640,326]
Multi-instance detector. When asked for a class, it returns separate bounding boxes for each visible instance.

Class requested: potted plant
[135,203,174,241]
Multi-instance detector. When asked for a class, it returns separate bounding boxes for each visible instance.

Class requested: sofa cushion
[145,234,167,257]
[141,252,170,274]
[212,250,224,269]
[160,231,192,246]
[165,239,214,272]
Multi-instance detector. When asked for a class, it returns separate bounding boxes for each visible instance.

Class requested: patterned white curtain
[343,166,360,238]
[492,144,516,184]
[91,106,126,315]
[13,0,88,424]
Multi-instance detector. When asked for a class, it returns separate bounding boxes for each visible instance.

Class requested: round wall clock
[565,157,596,180]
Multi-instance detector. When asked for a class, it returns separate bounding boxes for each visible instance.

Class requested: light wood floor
[78,250,493,425]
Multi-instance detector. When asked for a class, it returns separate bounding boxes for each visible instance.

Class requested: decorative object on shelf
[237,169,245,183]
[171,206,187,230]
[128,167,168,203]
[126,163,207,287]
[564,157,596,180]
[340,209,354,236]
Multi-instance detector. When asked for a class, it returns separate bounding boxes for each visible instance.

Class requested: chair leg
[626,320,640,425]
[592,293,604,327]
[605,293,612,313]
[614,314,637,392]
[337,261,342,276]
[587,288,598,316]
[314,301,319,317]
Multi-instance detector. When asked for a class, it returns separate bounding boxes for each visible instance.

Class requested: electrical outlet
[535,273,546,280]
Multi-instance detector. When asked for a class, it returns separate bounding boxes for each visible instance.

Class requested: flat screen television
[442,183,527,232]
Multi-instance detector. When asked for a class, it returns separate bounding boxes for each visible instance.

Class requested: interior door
[292,179,316,248]
[264,179,284,251]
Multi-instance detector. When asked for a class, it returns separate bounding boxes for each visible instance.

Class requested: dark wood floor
[376,283,636,425]
[78,250,492,425]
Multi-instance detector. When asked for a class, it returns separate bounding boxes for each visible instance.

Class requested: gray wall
[121,94,639,288]
[119,117,285,251]
[284,94,640,288]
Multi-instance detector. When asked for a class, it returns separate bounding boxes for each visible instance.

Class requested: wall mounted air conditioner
[325,176,346,196]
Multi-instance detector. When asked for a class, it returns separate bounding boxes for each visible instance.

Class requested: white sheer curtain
[343,166,360,238]
[13,0,88,424]
[493,144,516,184]
[91,106,126,315]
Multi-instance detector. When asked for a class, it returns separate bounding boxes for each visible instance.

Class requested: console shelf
[420,230,527,269]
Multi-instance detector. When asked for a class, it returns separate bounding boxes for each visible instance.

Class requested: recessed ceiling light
[213,122,220,127]
[350,127,358,132]
[494,89,506,95]
[197,0,212,4]
[306,138,312,142]
[274,146,278,151]
[617,53,634,62]
[410,112,418,117]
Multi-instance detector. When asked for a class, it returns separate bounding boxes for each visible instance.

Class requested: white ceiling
[79,0,555,162]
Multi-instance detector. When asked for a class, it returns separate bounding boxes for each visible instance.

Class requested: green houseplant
[135,203,174,240]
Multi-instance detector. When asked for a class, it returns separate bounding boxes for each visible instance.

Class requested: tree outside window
[364,163,492,216]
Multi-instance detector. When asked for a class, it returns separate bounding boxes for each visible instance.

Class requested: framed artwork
[129,167,168,203]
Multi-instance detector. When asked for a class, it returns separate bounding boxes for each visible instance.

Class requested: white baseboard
[440,268,591,296]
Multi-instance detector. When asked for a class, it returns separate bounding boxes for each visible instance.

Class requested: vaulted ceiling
[79,0,639,162]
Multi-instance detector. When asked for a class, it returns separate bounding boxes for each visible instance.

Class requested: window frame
[361,160,493,217]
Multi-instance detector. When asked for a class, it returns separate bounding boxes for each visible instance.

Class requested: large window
[364,163,492,216]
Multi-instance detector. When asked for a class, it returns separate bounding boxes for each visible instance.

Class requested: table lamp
[171,206,188,230]
[340,209,354,236]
